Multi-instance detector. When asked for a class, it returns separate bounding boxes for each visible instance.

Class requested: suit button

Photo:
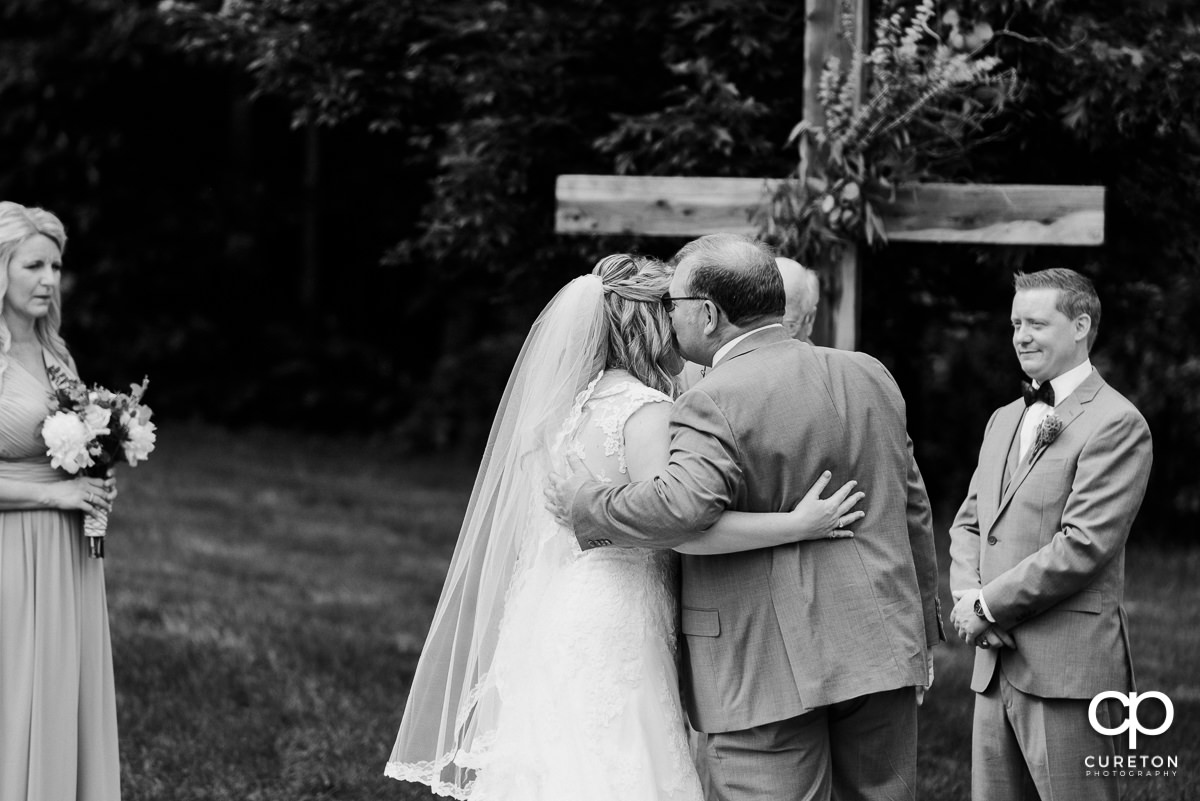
[987,535,998,545]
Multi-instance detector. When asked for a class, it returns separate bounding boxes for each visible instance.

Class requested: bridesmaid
[0,201,120,801]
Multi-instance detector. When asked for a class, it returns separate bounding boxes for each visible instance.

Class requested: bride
[384,254,863,800]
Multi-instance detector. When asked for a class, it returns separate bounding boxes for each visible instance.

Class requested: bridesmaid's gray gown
[0,351,121,801]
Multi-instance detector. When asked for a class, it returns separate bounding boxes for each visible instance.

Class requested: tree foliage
[3,0,1198,533]
[979,0,1200,529]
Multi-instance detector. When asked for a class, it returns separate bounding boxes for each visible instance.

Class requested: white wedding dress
[464,371,702,801]
[386,276,703,801]
[387,370,703,800]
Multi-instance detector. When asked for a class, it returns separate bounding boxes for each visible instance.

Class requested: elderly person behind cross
[777,256,820,344]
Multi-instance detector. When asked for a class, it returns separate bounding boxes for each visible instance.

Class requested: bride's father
[948,268,1152,801]
[550,234,943,801]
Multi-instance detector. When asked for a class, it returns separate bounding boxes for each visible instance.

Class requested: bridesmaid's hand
[51,475,116,516]
[106,467,119,503]
[786,471,865,541]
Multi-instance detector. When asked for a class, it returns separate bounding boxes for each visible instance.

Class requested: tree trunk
[300,125,320,308]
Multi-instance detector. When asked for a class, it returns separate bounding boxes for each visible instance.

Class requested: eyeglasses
[661,295,708,313]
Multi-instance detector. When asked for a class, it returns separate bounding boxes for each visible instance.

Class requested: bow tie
[1022,380,1055,407]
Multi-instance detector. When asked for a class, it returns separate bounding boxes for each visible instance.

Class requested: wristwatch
[973,597,987,619]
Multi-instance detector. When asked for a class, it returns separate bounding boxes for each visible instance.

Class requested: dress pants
[698,687,917,801]
[973,667,1123,801]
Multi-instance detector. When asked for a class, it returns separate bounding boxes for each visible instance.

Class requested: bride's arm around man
[550,233,942,801]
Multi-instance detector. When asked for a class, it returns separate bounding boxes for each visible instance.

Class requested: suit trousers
[698,687,917,801]
[973,667,1123,801]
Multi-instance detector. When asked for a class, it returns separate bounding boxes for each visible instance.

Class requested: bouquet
[40,365,157,558]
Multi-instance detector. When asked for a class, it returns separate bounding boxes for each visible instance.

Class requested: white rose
[42,412,95,474]
[122,415,157,466]
[82,403,112,438]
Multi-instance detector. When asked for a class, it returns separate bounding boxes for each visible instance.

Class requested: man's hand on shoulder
[544,453,595,528]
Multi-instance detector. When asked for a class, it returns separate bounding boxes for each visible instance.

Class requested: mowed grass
[106,425,1199,800]
[107,425,461,800]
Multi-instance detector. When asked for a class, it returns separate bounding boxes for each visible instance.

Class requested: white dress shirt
[1017,359,1093,461]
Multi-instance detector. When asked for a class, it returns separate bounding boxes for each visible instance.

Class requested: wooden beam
[555,175,1105,246]
[555,175,770,237]
[879,183,1105,245]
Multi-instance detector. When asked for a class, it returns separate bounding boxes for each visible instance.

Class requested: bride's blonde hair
[0,201,72,390]
[592,254,678,397]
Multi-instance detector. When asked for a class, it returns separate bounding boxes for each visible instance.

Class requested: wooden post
[803,0,868,350]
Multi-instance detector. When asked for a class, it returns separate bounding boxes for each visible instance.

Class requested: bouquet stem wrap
[84,507,108,559]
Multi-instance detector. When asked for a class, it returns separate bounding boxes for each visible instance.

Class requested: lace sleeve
[590,383,673,476]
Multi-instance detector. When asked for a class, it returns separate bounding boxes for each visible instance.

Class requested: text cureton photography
[1085,690,1181,779]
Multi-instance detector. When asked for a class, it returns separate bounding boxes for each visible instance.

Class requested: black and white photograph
[1,0,1196,799]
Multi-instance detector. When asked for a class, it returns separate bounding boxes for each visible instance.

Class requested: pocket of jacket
[1053,588,1102,614]
[1031,458,1070,499]
[682,607,720,637]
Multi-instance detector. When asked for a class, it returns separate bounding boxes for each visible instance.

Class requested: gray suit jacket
[569,329,942,733]
[948,369,1152,698]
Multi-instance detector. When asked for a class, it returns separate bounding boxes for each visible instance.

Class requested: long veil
[384,275,609,798]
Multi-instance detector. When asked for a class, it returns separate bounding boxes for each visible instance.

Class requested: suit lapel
[1000,414,1023,496]
[987,404,1024,522]
[995,370,1105,518]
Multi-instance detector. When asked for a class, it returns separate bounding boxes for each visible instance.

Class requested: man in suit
[679,255,820,389]
[948,267,1153,801]
[549,234,942,801]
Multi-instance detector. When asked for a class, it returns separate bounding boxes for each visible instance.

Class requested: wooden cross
[554,0,1104,350]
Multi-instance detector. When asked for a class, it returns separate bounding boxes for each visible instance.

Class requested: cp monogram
[1088,691,1174,749]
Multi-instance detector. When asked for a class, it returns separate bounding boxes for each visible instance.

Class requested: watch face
[974,598,985,617]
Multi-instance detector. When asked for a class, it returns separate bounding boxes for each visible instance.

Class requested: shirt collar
[1037,359,1093,407]
[712,324,784,367]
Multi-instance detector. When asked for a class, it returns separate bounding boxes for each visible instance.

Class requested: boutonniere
[1030,413,1063,459]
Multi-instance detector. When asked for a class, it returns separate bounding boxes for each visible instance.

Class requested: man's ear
[1073,313,1092,343]
[801,309,817,336]
[701,300,721,337]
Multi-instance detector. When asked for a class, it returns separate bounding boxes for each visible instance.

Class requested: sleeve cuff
[977,591,997,623]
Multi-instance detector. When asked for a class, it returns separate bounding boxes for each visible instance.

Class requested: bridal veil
[385,274,610,797]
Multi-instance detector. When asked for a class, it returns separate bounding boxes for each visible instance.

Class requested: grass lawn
[106,424,1198,800]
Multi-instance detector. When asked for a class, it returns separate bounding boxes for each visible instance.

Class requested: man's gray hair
[673,234,784,327]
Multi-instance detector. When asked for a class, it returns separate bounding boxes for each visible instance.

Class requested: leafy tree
[159,0,808,444]
[6,0,1198,532]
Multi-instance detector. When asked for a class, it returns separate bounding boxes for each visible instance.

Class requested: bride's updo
[592,254,678,398]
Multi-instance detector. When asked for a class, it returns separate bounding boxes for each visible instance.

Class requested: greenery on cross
[760,0,1019,264]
